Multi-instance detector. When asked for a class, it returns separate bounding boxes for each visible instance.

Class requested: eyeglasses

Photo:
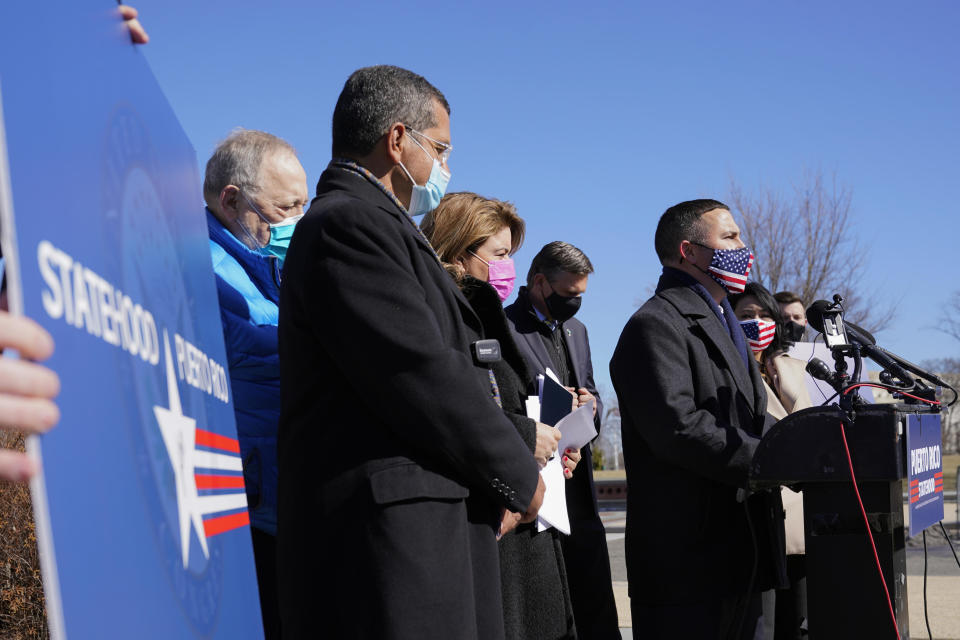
[406,127,452,165]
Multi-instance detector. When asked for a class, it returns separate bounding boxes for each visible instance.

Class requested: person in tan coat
[731,283,812,640]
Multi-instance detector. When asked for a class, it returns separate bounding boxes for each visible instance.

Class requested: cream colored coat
[763,353,813,555]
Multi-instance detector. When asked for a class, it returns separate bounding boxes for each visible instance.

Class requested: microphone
[804,299,834,333]
[806,300,876,345]
[876,345,952,391]
[806,357,845,392]
[806,299,914,388]
[859,344,914,387]
[840,321,875,346]
[806,357,834,382]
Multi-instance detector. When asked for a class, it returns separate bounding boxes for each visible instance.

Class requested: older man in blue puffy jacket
[203,129,309,639]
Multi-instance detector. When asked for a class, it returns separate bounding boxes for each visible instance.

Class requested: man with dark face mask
[504,241,622,639]
[775,290,808,344]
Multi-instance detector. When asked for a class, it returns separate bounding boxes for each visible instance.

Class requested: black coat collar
[656,270,765,416]
[316,165,420,237]
[461,277,533,388]
[314,165,483,331]
[506,286,585,387]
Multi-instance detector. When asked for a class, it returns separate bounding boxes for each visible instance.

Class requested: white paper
[529,382,565,532]
[536,399,597,534]
[537,456,570,534]
[525,396,541,422]
[555,398,597,452]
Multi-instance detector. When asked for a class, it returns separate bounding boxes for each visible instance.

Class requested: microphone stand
[834,344,864,418]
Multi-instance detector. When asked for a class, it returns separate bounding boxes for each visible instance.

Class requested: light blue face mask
[398,134,451,217]
[260,213,303,261]
[239,191,304,261]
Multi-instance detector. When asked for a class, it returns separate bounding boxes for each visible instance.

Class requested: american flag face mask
[740,318,777,353]
[700,245,754,294]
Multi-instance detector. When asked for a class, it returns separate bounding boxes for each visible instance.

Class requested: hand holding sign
[118,5,149,44]
[0,311,60,482]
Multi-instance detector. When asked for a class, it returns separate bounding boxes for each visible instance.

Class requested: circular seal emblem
[101,106,224,635]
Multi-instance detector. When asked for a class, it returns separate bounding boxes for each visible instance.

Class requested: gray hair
[203,128,297,206]
[526,241,595,287]
[332,65,449,158]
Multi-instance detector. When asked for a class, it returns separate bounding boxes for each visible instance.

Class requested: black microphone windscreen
[805,357,834,382]
[805,300,832,334]
[804,299,877,345]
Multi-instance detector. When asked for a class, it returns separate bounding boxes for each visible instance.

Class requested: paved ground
[602,506,960,639]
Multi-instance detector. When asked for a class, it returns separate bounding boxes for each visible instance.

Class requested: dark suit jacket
[609,269,785,605]
[504,286,622,639]
[504,286,603,518]
[277,165,539,639]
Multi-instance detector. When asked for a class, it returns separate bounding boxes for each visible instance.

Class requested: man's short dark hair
[332,65,450,158]
[774,290,804,307]
[654,199,728,265]
[526,241,594,287]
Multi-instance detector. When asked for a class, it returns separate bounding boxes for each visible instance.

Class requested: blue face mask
[260,213,303,261]
[398,134,451,217]
[239,191,303,261]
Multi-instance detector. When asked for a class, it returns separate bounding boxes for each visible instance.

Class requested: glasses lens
[409,128,451,164]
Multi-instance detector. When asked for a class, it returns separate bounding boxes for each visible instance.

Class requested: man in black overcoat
[609,200,785,639]
[277,66,544,640]
[504,241,622,639]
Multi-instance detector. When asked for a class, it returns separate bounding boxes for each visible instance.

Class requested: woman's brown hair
[421,192,525,283]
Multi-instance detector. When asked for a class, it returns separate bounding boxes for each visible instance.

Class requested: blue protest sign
[905,413,944,537]
[0,3,263,638]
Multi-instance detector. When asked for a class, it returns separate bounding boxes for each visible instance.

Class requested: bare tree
[728,169,896,333]
[936,291,960,343]
[919,358,960,453]
[597,386,624,470]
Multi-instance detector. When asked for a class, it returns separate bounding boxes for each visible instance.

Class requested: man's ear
[678,240,695,264]
[384,122,406,165]
[532,273,549,293]
[219,185,242,219]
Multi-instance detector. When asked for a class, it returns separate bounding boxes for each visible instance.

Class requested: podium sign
[0,3,263,638]
[906,413,944,536]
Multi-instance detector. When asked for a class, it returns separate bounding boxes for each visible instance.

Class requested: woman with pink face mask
[422,192,579,640]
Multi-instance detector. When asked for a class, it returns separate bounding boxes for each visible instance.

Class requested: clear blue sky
[132,0,960,395]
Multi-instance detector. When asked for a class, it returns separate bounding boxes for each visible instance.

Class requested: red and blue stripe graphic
[193,428,249,538]
[909,473,944,505]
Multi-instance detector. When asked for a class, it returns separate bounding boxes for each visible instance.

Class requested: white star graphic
[154,330,209,568]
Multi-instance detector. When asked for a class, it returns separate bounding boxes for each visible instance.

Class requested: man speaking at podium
[610,199,785,639]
